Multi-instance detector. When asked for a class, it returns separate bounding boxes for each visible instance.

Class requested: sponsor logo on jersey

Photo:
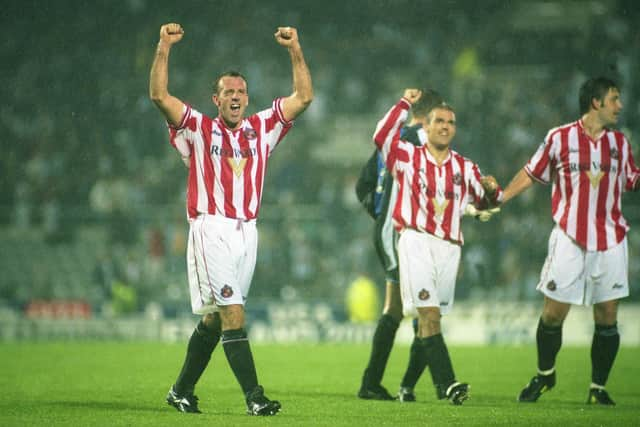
[227,158,248,177]
[431,198,449,218]
[586,170,605,189]
[612,283,624,289]
[221,285,234,298]
[547,280,557,291]
[418,289,430,301]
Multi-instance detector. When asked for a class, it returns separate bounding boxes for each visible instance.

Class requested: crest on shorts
[546,281,557,291]
[243,128,257,140]
[452,173,462,185]
[418,289,430,301]
[220,285,234,298]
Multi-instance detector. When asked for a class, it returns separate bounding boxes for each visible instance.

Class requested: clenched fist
[159,23,184,45]
[403,88,422,105]
[274,27,299,47]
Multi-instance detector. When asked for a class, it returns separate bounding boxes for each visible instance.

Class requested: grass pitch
[1,342,638,426]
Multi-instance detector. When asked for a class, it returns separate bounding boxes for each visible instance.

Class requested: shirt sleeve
[372,98,415,175]
[623,137,640,191]
[168,104,198,163]
[524,129,558,184]
[258,97,294,155]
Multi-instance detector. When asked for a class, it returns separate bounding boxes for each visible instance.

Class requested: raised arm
[274,27,313,122]
[502,168,535,204]
[372,89,419,159]
[149,23,186,127]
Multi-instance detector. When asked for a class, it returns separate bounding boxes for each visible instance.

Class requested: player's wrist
[157,40,172,51]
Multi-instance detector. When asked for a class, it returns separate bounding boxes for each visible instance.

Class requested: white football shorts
[187,214,257,314]
[397,228,461,317]
[537,225,629,305]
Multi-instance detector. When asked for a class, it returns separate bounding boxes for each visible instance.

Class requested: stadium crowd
[2,0,640,316]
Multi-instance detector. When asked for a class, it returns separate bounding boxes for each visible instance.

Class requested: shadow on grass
[44,400,167,413]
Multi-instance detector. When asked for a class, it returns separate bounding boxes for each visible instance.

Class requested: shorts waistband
[194,213,256,227]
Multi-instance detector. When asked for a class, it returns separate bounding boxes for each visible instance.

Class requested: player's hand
[159,23,184,45]
[464,204,501,222]
[480,175,498,196]
[274,26,299,47]
[403,89,422,105]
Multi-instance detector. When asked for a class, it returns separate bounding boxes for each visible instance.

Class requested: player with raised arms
[149,22,313,415]
[372,88,502,404]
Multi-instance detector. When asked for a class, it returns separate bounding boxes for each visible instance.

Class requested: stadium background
[2,0,640,344]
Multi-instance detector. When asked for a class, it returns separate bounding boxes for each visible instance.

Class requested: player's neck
[581,113,605,141]
[427,143,449,165]
[219,115,242,130]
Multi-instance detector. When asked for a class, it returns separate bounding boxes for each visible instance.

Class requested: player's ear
[212,94,220,107]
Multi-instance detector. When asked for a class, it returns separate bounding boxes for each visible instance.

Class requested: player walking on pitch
[502,77,638,405]
[149,22,312,415]
[372,89,502,404]
[356,89,446,401]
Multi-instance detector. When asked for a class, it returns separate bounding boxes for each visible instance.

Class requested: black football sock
[424,333,456,399]
[362,314,400,387]
[591,323,620,386]
[400,336,429,389]
[174,317,221,395]
[222,328,259,396]
[536,317,562,373]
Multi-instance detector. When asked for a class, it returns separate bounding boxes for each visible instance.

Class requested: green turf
[0,342,638,426]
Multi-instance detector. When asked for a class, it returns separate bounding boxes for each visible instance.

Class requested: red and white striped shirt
[169,98,292,220]
[373,99,500,244]
[525,119,640,251]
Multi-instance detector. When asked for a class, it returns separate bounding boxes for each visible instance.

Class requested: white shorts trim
[187,214,257,314]
[537,226,629,305]
[398,229,461,317]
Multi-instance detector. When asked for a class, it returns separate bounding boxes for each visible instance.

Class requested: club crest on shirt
[452,173,462,185]
[546,281,556,291]
[418,289,430,301]
[586,170,604,189]
[243,128,257,140]
[221,285,234,298]
[610,148,619,160]
[432,198,449,217]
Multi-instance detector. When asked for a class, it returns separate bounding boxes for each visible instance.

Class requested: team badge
[243,129,257,140]
[452,173,462,185]
[610,148,619,159]
[418,289,430,301]
[546,281,556,291]
[221,285,234,298]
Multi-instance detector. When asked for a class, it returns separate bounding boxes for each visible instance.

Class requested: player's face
[213,76,249,129]
[426,108,456,148]
[597,88,623,127]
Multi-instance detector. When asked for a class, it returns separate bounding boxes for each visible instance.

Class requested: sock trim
[537,367,555,376]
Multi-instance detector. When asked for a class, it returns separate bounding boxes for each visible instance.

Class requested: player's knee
[218,304,246,330]
[202,312,222,333]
